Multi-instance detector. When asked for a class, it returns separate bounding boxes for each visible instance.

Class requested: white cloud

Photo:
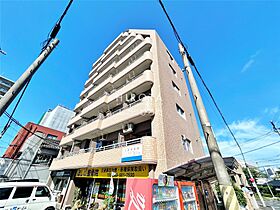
[202,118,280,166]
[264,106,280,115]
[241,50,261,73]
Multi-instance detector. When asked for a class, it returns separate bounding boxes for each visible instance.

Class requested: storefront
[72,164,150,209]
[49,170,73,205]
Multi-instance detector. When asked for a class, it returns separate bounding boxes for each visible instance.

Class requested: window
[176,104,185,119]
[172,81,181,96]
[47,134,58,140]
[169,64,177,77]
[182,135,193,153]
[0,187,13,200]
[35,186,50,197]
[166,50,174,61]
[13,187,33,199]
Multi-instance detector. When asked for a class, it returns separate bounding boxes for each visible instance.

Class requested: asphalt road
[258,199,280,210]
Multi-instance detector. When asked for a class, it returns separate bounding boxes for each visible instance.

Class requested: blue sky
[0,0,279,167]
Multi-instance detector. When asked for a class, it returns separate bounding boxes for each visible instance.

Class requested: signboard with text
[76,164,149,179]
[121,144,142,162]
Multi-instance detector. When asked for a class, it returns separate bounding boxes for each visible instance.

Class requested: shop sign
[76,164,149,179]
[124,178,153,210]
[121,144,142,162]
[51,170,71,177]
[158,174,174,187]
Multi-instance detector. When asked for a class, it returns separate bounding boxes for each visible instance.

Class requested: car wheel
[45,207,55,210]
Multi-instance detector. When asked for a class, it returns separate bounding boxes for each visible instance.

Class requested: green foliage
[242,168,266,186]
[102,192,115,210]
[233,185,247,207]
[215,183,247,207]
[258,185,280,198]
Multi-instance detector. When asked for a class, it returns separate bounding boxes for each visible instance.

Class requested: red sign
[124,178,153,210]
[249,178,255,183]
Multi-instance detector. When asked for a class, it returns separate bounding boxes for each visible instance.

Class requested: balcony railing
[74,49,152,112]
[68,95,150,136]
[58,138,143,160]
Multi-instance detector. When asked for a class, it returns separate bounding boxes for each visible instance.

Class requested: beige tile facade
[50,29,204,177]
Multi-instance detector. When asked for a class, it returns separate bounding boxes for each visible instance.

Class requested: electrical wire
[0,79,31,139]
[233,140,280,156]
[3,111,60,147]
[1,0,74,144]
[41,0,74,52]
[222,131,274,151]
[159,0,251,166]
[256,158,280,163]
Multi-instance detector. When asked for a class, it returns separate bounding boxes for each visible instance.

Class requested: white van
[0,182,56,210]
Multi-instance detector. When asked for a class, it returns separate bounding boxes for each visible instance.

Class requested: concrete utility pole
[179,43,240,210]
[246,166,265,207]
[0,39,59,117]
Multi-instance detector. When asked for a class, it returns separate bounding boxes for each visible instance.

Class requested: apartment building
[49,29,204,208]
[39,105,75,133]
[1,122,65,182]
[0,75,14,98]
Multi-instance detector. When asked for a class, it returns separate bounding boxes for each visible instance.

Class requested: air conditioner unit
[126,92,136,103]
[123,123,134,134]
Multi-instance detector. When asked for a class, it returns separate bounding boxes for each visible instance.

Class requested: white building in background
[39,105,75,133]
[0,75,14,98]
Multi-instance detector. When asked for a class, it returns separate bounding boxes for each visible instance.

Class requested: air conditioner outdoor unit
[126,93,136,103]
[122,123,134,134]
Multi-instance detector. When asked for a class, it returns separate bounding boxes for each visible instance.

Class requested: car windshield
[0,187,13,200]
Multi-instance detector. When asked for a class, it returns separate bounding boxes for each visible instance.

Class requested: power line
[256,164,280,168]
[1,0,74,140]
[256,158,280,163]
[234,140,280,156]
[222,131,274,152]
[3,111,60,147]
[158,2,269,205]
[41,0,74,52]
[158,0,247,165]
[0,79,31,139]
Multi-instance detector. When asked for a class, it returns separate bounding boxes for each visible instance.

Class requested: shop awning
[164,156,240,182]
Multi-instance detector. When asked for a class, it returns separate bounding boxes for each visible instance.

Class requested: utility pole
[0,39,59,117]
[179,43,240,210]
[256,162,275,198]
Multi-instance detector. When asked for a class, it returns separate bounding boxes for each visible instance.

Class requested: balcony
[49,148,93,171]
[84,32,138,88]
[73,49,153,113]
[49,136,157,171]
[61,96,155,145]
[68,70,154,127]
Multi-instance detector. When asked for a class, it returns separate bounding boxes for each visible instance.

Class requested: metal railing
[81,38,143,99]
[76,43,150,112]
[68,96,148,134]
[57,138,143,160]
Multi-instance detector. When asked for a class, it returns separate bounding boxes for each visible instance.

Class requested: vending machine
[177,181,199,210]
[152,179,181,210]
[124,178,199,210]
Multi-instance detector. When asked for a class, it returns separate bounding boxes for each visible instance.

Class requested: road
[258,198,280,210]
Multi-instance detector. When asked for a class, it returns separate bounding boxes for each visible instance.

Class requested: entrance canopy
[164,156,240,182]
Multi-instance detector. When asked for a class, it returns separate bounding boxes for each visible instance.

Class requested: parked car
[0,181,56,210]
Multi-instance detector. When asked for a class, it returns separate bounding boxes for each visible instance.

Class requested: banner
[121,144,142,162]
[124,178,153,210]
[76,164,149,179]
